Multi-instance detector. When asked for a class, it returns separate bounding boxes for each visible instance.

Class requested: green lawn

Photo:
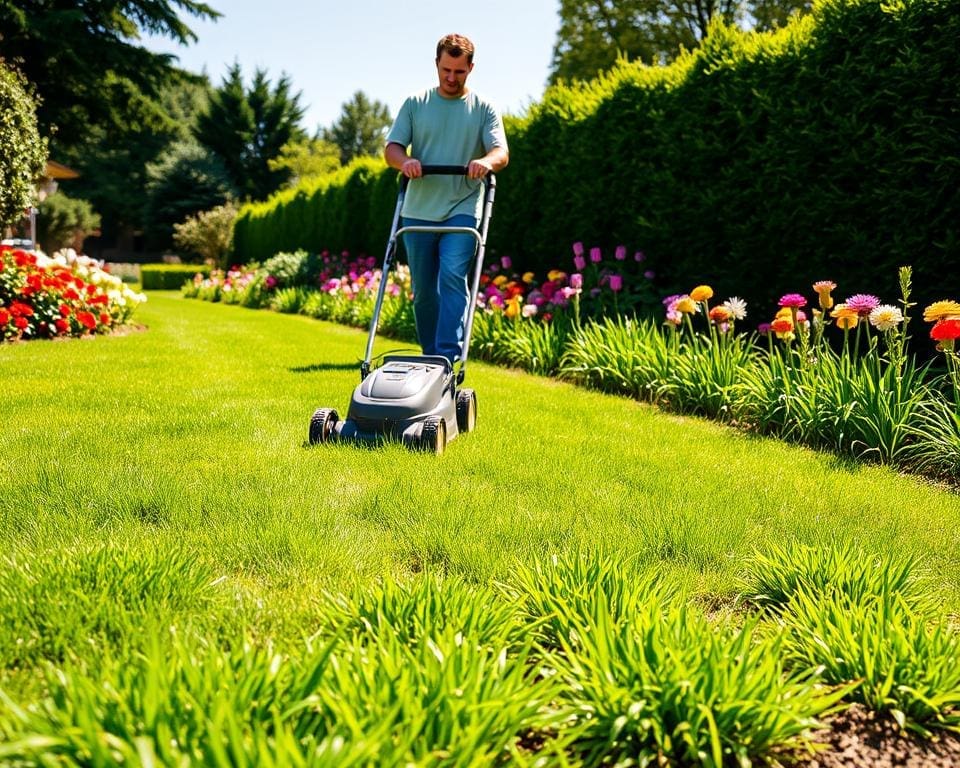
[2,292,960,764]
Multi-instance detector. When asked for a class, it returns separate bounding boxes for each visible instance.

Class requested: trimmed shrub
[141,264,210,291]
[0,61,46,229]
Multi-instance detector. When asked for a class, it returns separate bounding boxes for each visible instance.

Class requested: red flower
[0,308,9,326]
[99,312,111,326]
[59,304,71,317]
[13,316,28,330]
[63,288,80,301]
[10,301,33,318]
[54,318,69,334]
[76,311,96,330]
[931,319,960,341]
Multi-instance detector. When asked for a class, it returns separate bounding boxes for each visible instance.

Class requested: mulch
[794,704,960,768]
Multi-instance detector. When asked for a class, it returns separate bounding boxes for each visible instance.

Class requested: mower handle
[399,165,496,192]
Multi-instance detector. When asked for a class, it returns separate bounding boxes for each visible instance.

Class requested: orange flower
[690,285,714,302]
[708,306,732,323]
[813,280,836,310]
[770,317,793,334]
[923,300,960,323]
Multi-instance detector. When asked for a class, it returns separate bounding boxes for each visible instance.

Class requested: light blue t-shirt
[385,88,508,221]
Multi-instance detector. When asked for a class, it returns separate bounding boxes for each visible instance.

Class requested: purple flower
[590,247,602,263]
[778,293,807,308]
[662,293,683,306]
[590,287,602,298]
[635,250,646,263]
[609,274,623,292]
[844,293,880,316]
[265,275,278,289]
[572,241,584,258]
[644,270,656,280]
[489,263,499,273]
[615,245,627,261]
[500,255,512,270]
[570,273,583,289]
[573,254,586,271]
[758,322,772,335]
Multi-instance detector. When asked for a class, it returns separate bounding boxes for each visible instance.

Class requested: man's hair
[436,34,475,64]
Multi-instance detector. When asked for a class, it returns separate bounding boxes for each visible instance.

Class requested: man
[384,33,509,363]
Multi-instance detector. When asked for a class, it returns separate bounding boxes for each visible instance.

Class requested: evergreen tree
[322,91,391,166]
[194,64,307,201]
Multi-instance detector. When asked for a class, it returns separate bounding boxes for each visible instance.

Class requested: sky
[144,0,561,134]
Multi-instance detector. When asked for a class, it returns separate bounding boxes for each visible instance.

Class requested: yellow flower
[922,300,960,323]
[812,280,836,309]
[775,307,792,319]
[547,269,566,282]
[675,297,697,314]
[493,275,508,287]
[504,295,522,319]
[831,304,859,330]
[690,285,714,302]
[522,271,535,284]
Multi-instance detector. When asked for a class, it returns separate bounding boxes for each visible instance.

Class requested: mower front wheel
[309,408,339,445]
[456,388,477,433]
[418,415,447,454]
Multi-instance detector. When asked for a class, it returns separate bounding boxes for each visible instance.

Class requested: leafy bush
[172,201,238,267]
[0,61,46,229]
[141,263,210,291]
[37,191,101,253]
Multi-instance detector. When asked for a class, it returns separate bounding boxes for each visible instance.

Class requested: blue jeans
[401,214,478,362]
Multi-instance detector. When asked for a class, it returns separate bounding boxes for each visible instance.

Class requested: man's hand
[401,158,422,178]
[467,158,493,179]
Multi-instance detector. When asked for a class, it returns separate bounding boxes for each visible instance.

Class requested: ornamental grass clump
[781,587,960,737]
[740,542,932,615]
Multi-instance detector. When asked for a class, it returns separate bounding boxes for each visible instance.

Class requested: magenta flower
[609,274,623,292]
[489,262,499,273]
[500,255,512,270]
[572,242,585,258]
[573,254,586,271]
[590,247,602,263]
[662,293,683,307]
[615,245,627,261]
[265,275,278,289]
[778,293,807,308]
[844,293,880,317]
[644,270,655,280]
[570,273,583,289]
[758,322,772,335]
[635,251,645,262]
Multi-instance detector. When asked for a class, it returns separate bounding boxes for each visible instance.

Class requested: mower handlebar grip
[399,166,496,192]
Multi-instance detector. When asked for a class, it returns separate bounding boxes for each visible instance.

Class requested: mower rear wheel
[309,408,339,445]
[456,388,477,433]
[419,415,447,454]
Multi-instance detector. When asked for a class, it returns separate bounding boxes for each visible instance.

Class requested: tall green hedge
[0,61,46,230]
[233,0,960,312]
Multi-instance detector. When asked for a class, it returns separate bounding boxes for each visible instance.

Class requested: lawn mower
[308,165,496,454]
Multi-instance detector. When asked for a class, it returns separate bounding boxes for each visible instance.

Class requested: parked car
[1,238,35,250]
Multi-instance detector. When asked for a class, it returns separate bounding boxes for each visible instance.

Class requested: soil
[794,704,960,768]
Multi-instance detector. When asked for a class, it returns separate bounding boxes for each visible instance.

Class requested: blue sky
[144,0,560,133]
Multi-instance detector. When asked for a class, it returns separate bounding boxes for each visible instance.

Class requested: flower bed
[0,246,146,342]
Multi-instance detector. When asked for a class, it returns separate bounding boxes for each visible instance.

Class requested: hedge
[0,62,46,229]
[232,0,960,314]
[141,264,210,291]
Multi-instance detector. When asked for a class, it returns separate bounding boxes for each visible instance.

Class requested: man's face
[436,52,473,98]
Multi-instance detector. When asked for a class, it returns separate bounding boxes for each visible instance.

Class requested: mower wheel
[456,388,477,433]
[309,408,339,445]
[419,415,446,454]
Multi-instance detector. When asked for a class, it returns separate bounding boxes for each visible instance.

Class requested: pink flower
[572,242,584,258]
[635,251,645,262]
[643,270,655,280]
[615,245,627,261]
[562,286,581,300]
[589,247,602,263]
[757,322,772,335]
[573,254,586,271]
[609,275,623,292]
[500,255,512,270]
[778,293,806,308]
[569,273,583,289]
[844,293,880,317]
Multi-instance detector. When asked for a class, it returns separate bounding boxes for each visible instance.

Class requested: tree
[0,1,220,151]
[37,192,101,253]
[322,91,392,166]
[194,64,307,201]
[0,60,46,229]
[549,0,810,82]
[267,136,341,187]
[143,140,235,251]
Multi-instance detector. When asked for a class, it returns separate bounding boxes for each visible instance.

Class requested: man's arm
[468,146,509,179]
[385,142,422,179]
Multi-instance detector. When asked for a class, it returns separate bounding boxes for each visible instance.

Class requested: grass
[2,293,960,763]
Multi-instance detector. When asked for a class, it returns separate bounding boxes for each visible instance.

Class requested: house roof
[45,160,80,180]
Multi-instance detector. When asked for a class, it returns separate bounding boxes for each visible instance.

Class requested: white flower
[869,304,903,331]
[722,296,748,320]
[522,303,538,318]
